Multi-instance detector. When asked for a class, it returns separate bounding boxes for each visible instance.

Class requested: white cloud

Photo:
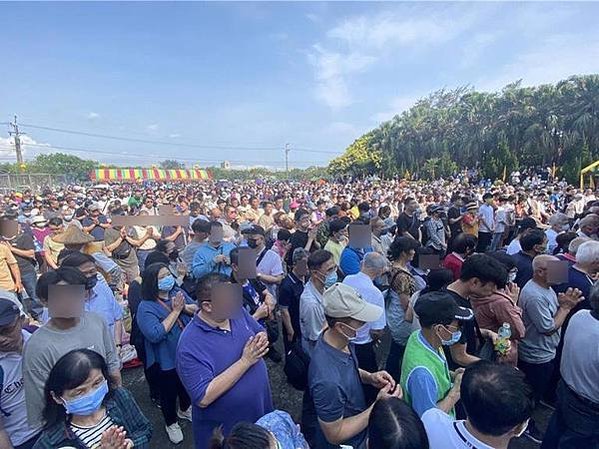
[308,44,376,109]
[86,112,100,120]
[0,135,53,159]
[146,124,159,131]
[309,7,492,109]
[478,33,599,92]
[169,133,181,138]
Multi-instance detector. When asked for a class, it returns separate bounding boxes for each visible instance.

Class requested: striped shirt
[70,411,115,448]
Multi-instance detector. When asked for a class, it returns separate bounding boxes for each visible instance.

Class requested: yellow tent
[580,160,599,189]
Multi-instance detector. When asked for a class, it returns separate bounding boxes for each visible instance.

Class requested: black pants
[159,369,191,426]
[355,341,379,405]
[15,433,41,449]
[477,232,493,253]
[385,340,406,383]
[518,359,556,403]
[146,363,162,402]
[541,381,599,449]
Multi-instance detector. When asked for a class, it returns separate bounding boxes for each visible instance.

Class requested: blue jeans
[490,232,504,251]
[19,270,44,318]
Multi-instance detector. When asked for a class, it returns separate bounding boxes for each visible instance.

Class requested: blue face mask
[62,380,109,416]
[324,271,338,289]
[158,275,175,292]
[438,326,462,346]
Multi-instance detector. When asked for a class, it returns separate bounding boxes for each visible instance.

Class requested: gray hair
[548,212,568,226]
[575,240,599,266]
[292,247,309,265]
[363,252,388,271]
[568,237,590,255]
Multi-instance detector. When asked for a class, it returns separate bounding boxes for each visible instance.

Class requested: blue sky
[1,1,598,169]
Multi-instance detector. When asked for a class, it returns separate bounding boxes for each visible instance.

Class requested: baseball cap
[323,283,382,323]
[88,203,101,212]
[0,298,21,326]
[414,291,473,327]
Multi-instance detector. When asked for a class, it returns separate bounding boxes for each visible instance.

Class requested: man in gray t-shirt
[517,255,581,441]
[22,312,121,427]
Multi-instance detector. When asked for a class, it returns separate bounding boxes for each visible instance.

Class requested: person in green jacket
[400,291,473,418]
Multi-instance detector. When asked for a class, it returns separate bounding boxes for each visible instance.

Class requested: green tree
[330,74,599,183]
[28,153,98,181]
[160,159,185,170]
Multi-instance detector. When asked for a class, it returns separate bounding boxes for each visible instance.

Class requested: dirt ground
[123,336,551,449]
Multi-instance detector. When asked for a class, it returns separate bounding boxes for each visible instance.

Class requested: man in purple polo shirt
[176,272,273,449]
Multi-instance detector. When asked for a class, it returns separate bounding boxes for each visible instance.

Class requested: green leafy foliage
[330,75,599,182]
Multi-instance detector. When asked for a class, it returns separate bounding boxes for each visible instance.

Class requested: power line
[16,142,323,167]
[19,122,341,155]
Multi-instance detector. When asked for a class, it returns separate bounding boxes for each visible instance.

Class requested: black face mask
[247,239,258,249]
[169,250,179,261]
[86,275,98,291]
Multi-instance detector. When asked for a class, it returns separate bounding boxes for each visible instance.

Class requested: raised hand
[241,332,269,366]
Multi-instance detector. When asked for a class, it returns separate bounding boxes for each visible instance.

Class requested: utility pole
[8,115,24,168]
[285,143,290,178]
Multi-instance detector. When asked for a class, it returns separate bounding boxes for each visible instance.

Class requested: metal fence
[0,173,67,193]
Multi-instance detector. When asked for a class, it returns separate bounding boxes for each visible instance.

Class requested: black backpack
[283,342,310,391]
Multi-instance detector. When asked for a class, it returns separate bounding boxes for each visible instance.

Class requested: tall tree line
[329,75,599,182]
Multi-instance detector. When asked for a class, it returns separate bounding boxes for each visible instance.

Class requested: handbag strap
[156,298,185,330]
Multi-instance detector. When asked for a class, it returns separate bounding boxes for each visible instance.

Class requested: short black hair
[277,229,291,241]
[326,206,341,217]
[209,422,271,449]
[329,219,348,234]
[155,239,172,253]
[358,201,370,213]
[520,229,546,251]
[388,236,421,261]
[195,272,230,303]
[307,249,333,271]
[294,208,310,222]
[368,397,429,449]
[482,192,493,201]
[555,231,577,254]
[425,268,454,292]
[36,267,87,302]
[459,254,508,288]
[192,218,211,234]
[488,251,516,271]
[144,250,170,269]
[452,233,478,254]
[48,217,63,227]
[462,361,534,436]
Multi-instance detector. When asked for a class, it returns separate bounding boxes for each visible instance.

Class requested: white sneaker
[177,407,192,422]
[165,422,184,444]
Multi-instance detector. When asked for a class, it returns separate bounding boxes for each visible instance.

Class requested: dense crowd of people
[0,175,598,449]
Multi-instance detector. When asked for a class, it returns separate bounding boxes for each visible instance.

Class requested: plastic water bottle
[495,323,511,355]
